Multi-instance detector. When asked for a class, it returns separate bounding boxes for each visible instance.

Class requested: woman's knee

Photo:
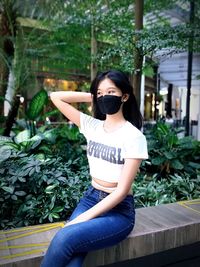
[48,228,71,256]
[50,226,81,255]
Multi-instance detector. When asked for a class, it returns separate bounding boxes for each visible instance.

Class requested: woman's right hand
[50,91,92,127]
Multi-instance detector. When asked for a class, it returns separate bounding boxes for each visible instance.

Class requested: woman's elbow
[115,187,130,200]
[50,92,60,105]
[50,92,57,101]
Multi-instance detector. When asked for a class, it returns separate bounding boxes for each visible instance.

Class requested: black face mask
[97,95,122,115]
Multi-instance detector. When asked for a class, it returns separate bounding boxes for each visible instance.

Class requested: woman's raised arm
[50,91,92,127]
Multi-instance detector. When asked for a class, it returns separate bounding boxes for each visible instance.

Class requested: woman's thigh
[41,188,135,267]
[58,210,134,254]
[65,187,135,252]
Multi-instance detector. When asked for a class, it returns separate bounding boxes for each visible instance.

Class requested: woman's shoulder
[80,112,102,133]
[124,121,145,138]
[80,112,102,125]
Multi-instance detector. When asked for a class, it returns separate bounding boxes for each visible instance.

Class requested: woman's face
[96,78,122,98]
[95,78,129,115]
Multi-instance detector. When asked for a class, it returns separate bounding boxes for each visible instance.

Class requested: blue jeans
[41,185,135,267]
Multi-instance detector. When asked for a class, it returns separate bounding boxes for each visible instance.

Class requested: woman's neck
[103,112,127,132]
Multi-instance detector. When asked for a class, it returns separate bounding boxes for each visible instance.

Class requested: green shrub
[0,121,200,229]
[0,148,89,229]
[133,172,200,208]
[0,124,89,229]
[134,122,200,208]
[144,122,200,177]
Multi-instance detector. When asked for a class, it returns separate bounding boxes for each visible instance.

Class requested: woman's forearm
[65,159,141,226]
[50,91,92,103]
[49,91,92,126]
[72,189,125,223]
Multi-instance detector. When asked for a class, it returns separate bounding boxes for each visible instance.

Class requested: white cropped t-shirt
[79,112,148,183]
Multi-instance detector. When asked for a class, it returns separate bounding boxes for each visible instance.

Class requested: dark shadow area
[102,242,200,267]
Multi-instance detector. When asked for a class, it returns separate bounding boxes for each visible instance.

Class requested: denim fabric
[41,186,135,267]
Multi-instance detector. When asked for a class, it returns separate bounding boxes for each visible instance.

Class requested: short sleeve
[122,134,148,159]
[79,112,100,138]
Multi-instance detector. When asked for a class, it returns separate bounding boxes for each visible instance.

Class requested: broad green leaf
[14,130,31,144]
[45,184,57,193]
[188,162,200,169]
[30,139,42,150]
[15,191,27,196]
[29,134,43,142]
[0,147,11,162]
[29,168,36,176]
[152,157,165,165]
[58,177,67,183]
[11,195,18,200]
[49,195,56,210]
[171,160,184,170]
[26,89,48,120]
[51,213,60,219]
[43,129,57,143]
[18,177,26,182]
[35,153,46,161]
[48,214,53,222]
[2,186,14,194]
[163,151,174,159]
[53,206,64,213]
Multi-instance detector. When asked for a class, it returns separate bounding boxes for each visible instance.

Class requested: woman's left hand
[63,214,89,228]
[63,221,75,228]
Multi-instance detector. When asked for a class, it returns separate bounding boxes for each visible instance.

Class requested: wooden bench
[0,199,200,267]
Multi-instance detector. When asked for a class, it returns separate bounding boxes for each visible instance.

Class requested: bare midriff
[91,177,133,195]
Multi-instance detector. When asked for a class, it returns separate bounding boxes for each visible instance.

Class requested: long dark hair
[90,70,143,130]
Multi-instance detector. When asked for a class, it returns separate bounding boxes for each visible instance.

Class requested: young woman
[41,70,148,267]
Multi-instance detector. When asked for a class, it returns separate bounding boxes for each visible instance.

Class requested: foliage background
[0,0,200,229]
[0,122,199,229]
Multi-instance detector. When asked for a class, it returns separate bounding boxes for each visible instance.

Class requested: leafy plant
[144,122,200,177]
[0,122,89,229]
[133,172,200,208]
[26,89,48,120]
[24,89,49,136]
[1,121,200,229]
[0,140,89,229]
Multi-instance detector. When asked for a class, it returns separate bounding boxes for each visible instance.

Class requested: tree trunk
[0,60,9,120]
[3,30,24,136]
[0,0,16,127]
[91,21,97,81]
[3,94,20,136]
[166,83,173,118]
[185,0,195,136]
[132,0,144,107]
